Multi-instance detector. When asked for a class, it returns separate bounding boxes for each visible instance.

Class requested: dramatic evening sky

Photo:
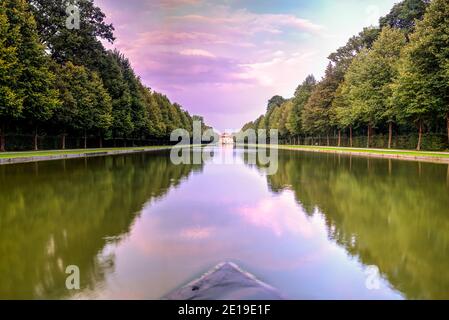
[96,0,398,131]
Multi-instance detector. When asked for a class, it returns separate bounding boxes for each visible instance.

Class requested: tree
[154,93,174,137]
[0,0,210,153]
[179,109,193,133]
[287,75,316,137]
[279,100,293,138]
[142,87,165,138]
[267,95,286,112]
[52,62,78,149]
[0,4,22,151]
[332,84,356,147]
[302,63,340,144]
[339,27,407,148]
[241,121,255,133]
[89,72,113,148]
[5,0,60,151]
[115,52,147,140]
[268,105,282,132]
[54,62,111,149]
[380,0,430,34]
[99,50,133,142]
[240,0,435,150]
[392,0,449,150]
[328,27,380,76]
[256,115,266,133]
[29,0,115,67]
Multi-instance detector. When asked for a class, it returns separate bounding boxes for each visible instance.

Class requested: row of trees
[242,0,449,150]
[0,0,208,151]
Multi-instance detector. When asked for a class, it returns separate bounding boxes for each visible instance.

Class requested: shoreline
[237,144,449,165]
[0,145,191,166]
[271,145,449,165]
[3,144,449,166]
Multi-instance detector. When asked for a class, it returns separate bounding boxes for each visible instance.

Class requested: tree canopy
[0,0,209,151]
[241,0,448,151]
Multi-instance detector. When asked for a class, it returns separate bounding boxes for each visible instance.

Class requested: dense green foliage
[242,0,448,151]
[335,27,407,148]
[380,0,430,34]
[392,0,449,150]
[0,0,207,151]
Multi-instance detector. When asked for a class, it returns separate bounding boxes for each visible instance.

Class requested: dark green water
[0,147,448,299]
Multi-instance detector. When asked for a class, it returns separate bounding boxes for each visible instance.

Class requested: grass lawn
[0,146,176,159]
[275,145,449,158]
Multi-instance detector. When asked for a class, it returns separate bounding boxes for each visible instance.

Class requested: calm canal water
[0,146,448,299]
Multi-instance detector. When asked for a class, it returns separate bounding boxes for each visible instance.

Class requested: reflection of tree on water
[0,151,202,299]
[260,151,449,299]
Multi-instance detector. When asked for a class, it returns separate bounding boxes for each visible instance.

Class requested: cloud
[239,50,317,89]
[131,31,220,46]
[180,49,216,58]
[97,0,327,129]
[172,8,325,35]
[134,51,251,87]
[237,191,320,238]
[158,0,202,8]
[180,227,214,240]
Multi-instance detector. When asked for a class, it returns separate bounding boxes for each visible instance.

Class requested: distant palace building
[219,133,234,145]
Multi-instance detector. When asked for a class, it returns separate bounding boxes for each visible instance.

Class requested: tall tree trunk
[388,122,393,149]
[338,130,341,147]
[349,126,353,147]
[367,124,371,148]
[446,113,449,145]
[417,120,423,151]
[61,133,66,150]
[84,130,87,149]
[0,122,5,152]
[326,134,330,146]
[98,130,103,148]
[33,127,38,151]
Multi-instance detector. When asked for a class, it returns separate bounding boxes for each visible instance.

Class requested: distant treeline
[241,0,449,151]
[0,0,210,151]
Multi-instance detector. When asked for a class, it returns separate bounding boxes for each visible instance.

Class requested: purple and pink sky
[96,0,398,131]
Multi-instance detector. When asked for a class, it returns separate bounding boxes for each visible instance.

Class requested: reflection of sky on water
[77,148,403,300]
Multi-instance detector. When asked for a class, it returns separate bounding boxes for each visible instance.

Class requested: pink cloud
[96,1,327,129]
[158,0,202,8]
[172,9,324,35]
[237,192,319,238]
[179,48,216,58]
[131,30,221,46]
[131,51,252,87]
[180,226,214,240]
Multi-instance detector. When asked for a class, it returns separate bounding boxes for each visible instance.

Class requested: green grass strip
[276,145,449,158]
[0,146,176,159]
